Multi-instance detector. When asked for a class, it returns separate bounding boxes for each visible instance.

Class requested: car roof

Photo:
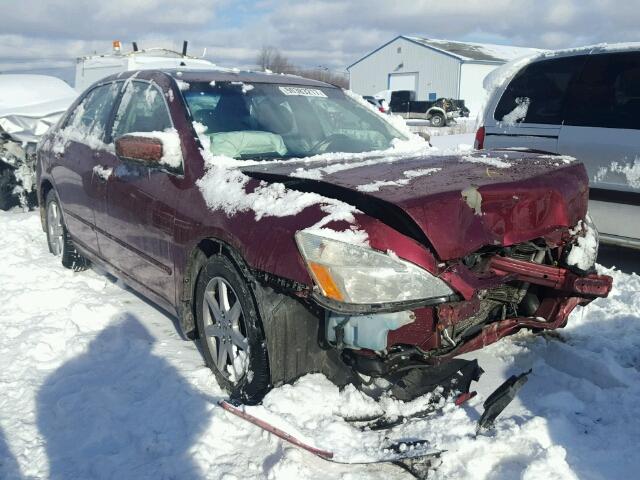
[100,68,337,89]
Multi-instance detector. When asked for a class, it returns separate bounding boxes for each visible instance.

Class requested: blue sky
[1,0,639,86]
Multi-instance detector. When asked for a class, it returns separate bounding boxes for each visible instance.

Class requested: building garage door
[388,72,418,92]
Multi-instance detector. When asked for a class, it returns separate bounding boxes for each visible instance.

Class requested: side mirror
[115,135,163,164]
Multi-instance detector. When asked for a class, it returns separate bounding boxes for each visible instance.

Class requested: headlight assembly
[295,230,454,305]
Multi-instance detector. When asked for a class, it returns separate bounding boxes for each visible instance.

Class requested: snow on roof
[0,74,77,114]
[482,41,640,92]
[0,74,78,142]
[404,36,541,63]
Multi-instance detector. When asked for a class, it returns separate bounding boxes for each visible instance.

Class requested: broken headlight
[295,230,454,305]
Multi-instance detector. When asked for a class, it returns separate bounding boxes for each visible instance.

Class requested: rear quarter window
[564,51,640,130]
[494,55,587,125]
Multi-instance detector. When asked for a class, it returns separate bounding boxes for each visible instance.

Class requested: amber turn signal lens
[308,262,344,301]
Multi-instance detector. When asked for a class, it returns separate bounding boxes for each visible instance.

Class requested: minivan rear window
[564,51,640,130]
[494,55,587,125]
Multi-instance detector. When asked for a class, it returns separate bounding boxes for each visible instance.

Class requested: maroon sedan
[36,69,611,404]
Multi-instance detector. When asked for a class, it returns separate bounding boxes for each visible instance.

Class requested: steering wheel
[309,133,353,154]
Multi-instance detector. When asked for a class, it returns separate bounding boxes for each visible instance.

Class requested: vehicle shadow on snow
[36,314,209,480]
[0,425,23,480]
[92,265,189,341]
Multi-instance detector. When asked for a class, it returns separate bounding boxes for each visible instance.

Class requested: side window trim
[101,80,125,144]
[111,79,183,175]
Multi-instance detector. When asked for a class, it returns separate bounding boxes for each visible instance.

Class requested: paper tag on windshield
[279,86,327,98]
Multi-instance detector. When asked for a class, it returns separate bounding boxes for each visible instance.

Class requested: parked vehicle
[389,90,469,126]
[476,44,640,249]
[0,74,77,210]
[37,69,611,408]
[363,95,390,114]
[75,40,215,92]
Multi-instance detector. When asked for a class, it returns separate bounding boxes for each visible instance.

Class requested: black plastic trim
[589,187,640,207]
[486,132,558,139]
[311,291,458,315]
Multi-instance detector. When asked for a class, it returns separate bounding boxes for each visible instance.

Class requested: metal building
[348,36,538,115]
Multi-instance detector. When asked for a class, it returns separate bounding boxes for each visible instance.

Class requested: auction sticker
[279,86,327,97]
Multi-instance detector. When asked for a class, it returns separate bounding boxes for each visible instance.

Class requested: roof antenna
[182,41,188,57]
[132,42,139,52]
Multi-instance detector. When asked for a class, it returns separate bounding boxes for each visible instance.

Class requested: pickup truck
[389,90,470,127]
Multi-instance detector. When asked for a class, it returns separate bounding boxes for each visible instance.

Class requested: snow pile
[357,167,441,192]
[0,211,640,479]
[92,165,113,181]
[594,158,640,189]
[287,138,433,182]
[128,128,183,168]
[197,162,358,222]
[566,219,598,271]
[175,79,190,91]
[463,154,511,169]
[501,96,530,125]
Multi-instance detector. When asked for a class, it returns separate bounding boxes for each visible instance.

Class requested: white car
[475,44,640,249]
[0,74,77,209]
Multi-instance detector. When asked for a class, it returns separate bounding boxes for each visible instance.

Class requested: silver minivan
[476,45,640,249]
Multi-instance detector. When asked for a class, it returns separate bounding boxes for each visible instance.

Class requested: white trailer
[75,41,216,92]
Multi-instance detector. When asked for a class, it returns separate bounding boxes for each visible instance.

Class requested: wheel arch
[182,235,353,389]
[426,107,446,118]
[179,236,256,339]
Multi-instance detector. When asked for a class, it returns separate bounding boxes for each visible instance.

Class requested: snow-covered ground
[406,117,477,138]
[1,210,639,479]
[429,132,475,151]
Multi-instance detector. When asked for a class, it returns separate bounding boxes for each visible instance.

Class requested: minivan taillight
[474,126,485,150]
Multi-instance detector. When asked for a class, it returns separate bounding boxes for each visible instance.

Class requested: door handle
[92,165,113,182]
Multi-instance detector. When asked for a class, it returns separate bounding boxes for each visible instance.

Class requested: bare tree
[256,46,294,74]
[296,67,349,89]
[256,46,349,88]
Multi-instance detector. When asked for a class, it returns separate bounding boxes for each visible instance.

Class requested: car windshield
[182,82,407,160]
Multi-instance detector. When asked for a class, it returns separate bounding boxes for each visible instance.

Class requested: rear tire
[44,189,89,271]
[430,112,446,127]
[195,254,270,404]
[0,164,19,211]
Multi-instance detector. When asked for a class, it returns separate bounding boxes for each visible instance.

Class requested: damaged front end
[295,215,611,405]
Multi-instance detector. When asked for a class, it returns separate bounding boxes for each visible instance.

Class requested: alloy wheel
[47,200,65,256]
[202,276,250,382]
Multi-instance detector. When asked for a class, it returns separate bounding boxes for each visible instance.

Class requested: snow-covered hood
[242,151,589,260]
[0,75,77,143]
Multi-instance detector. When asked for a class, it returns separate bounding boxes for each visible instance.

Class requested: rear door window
[564,51,640,130]
[494,55,587,125]
[66,82,121,140]
[112,81,172,138]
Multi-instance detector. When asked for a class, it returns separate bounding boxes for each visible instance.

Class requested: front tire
[430,112,446,127]
[44,189,89,271]
[195,255,270,404]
